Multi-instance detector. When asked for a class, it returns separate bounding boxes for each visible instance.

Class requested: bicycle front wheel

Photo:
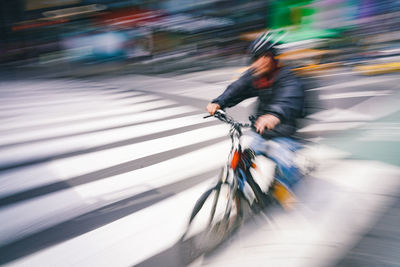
[181,182,243,259]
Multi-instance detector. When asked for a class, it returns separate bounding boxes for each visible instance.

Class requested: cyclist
[206,31,305,209]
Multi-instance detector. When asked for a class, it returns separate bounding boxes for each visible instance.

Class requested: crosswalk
[0,80,233,266]
[1,72,400,267]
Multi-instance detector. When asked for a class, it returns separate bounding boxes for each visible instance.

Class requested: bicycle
[180,110,278,261]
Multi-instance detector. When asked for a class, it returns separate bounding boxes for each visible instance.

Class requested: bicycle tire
[181,182,243,259]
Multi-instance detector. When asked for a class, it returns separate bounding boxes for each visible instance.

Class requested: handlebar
[204,110,254,129]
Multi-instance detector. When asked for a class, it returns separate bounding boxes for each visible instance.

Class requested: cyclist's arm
[211,71,256,109]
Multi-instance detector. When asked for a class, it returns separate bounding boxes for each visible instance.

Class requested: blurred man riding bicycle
[206,31,305,209]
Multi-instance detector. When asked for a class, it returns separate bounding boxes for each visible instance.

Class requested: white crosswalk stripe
[0,141,230,245]
[0,95,163,118]
[0,106,198,145]
[0,113,221,168]
[0,99,176,132]
[0,90,144,109]
[2,179,215,267]
[0,93,156,112]
[0,124,229,198]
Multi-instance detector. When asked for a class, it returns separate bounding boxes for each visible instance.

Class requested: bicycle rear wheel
[180,181,243,259]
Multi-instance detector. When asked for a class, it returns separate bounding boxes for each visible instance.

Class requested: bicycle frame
[180,111,273,258]
[207,111,263,208]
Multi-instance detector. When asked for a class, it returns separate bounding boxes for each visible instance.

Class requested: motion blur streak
[0,0,400,267]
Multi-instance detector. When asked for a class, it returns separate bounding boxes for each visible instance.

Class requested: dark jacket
[212,67,304,139]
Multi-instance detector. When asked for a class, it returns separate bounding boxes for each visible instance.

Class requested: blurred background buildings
[1,0,399,76]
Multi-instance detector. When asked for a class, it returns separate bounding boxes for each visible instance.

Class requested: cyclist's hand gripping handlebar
[203,109,226,119]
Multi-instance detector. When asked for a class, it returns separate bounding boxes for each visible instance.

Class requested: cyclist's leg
[244,133,303,208]
[243,132,303,207]
[266,137,304,210]
[243,132,303,185]
[267,137,303,188]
